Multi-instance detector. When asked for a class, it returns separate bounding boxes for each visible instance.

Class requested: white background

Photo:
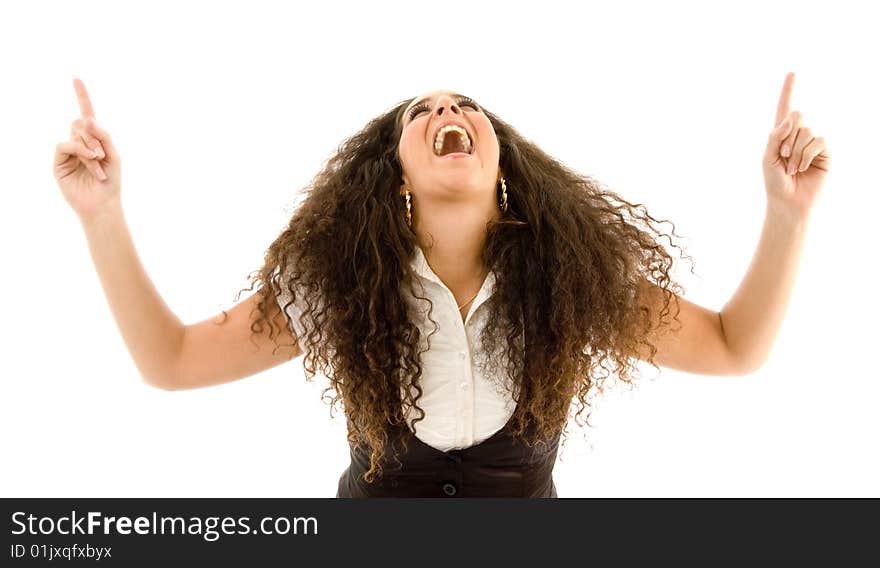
[1,0,877,497]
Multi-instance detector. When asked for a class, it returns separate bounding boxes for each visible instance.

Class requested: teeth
[433,124,472,155]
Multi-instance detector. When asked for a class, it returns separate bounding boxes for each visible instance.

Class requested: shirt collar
[410,246,497,310]
[411,245,442,286]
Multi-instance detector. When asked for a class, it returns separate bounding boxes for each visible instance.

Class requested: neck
[413,191,499,291]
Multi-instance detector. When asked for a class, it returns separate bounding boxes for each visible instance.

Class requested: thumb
[85,117,120,163]
[765,115,793,162]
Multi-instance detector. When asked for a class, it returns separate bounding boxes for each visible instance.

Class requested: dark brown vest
[336,394,561,498]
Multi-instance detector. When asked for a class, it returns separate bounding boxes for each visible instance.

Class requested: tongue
[439,133,467,156]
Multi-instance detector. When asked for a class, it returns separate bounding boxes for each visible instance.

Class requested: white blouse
[277,245,517,452]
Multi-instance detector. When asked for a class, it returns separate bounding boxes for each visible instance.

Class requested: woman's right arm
[58,78,301,391]
[80,203,302,391]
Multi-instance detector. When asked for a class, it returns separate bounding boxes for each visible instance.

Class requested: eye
[457,97,480,111]
[408,103,430,121]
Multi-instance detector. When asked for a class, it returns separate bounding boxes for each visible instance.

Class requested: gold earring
[404,189,412,227]
[499,176,509,212]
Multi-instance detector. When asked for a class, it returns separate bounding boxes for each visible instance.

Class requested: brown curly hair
[237,96,693,483]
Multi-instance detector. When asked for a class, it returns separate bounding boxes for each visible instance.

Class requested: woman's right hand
[53,78,122,223]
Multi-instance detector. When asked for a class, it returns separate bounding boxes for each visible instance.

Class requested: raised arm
[80,203,301,390]
[161,291,302,390]
[56,78,301,391]
[634,279,744,376]
[633,72,830,377]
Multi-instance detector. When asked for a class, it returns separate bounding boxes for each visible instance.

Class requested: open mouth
[433,124,473,157]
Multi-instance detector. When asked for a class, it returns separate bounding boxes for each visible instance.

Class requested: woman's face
[397,90,500,198]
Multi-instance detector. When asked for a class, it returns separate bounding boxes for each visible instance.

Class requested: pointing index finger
[73,78,96,119]
[774,71,795,127]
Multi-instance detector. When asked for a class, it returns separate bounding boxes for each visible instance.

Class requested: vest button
[441,482,458,496]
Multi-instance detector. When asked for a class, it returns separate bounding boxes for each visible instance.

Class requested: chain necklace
[457,289,481,310]
[456,269,489,310]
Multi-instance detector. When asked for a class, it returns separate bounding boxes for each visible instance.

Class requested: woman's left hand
[762,72,831,221]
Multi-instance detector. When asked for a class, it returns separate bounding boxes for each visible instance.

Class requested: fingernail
[781,145,790,157]
[799,161,807,172]
[787,163,796,175]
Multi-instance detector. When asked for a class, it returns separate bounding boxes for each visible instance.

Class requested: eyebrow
[404,93,470,118]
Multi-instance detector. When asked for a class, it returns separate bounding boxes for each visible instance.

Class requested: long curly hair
[237,96,693,483]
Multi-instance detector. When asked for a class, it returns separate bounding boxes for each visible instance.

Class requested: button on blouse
[277,246,518,452]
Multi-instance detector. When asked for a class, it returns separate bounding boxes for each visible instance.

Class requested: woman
[53,74,829,497]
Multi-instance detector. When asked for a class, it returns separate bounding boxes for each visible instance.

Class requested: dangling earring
[404,189,413,228]
[499,176,509,212]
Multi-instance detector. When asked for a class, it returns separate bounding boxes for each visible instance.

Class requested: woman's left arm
[640,72,831,376]
[718,198,810,374]
[722,71,831,374]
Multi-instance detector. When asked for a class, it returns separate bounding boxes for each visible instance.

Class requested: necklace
[457,289,480,310]
[456,269,488,310]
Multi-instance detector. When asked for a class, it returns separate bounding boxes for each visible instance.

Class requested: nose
[433,95,462,117]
